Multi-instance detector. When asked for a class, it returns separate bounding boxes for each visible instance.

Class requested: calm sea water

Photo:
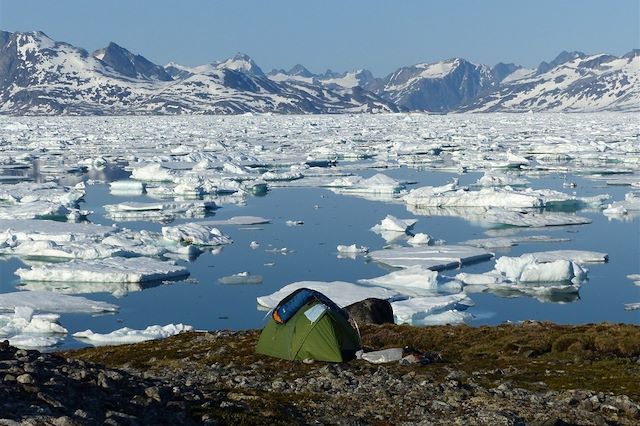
[0,165,638,350]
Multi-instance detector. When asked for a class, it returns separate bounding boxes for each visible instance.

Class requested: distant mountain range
[0,31,637,115]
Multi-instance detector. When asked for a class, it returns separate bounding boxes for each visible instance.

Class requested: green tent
[256,301,361,362]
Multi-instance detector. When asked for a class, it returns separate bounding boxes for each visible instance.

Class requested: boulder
[345,298,394,325]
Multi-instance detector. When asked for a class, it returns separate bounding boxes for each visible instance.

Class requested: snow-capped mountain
[0,30,637,115]
[0,31,397,115]
[268,66,379,90]
[374,58,497,112]
[466,51,640,112]
[92,42,172,81]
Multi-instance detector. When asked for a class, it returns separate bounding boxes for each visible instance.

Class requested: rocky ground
[0,322,639,425]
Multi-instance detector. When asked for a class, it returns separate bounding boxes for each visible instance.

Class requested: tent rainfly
[256,288,361,362]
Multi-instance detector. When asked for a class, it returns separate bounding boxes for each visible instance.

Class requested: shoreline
[0,322,638,424]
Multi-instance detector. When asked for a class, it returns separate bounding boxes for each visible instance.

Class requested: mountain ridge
[0,30,637,115]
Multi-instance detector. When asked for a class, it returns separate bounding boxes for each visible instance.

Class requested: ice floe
[218,272,263,285]
[0,306,67,348]
[358,266,462,297]
[74,323,193,346]
[461,235,570,249]
[17,257,189,283]
[161,223,232,246]
[104,201,216,222]
[337,244,369,254]
[201,216,270,226]
[327,173,405,194]
[391,293,474,325]
[0,291,117,314]
[603,192,640,217]
[368,245,493,271]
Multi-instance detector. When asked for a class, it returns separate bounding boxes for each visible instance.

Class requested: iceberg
[368,245,493,271]
[17,257,189,283]
[257,281,401,309]
[73,323,193,346]
[371,215,417,233]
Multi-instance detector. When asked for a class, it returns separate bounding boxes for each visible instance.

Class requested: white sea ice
[73,323,193,346]
[337,244,369,254]
[0,181,84,206]
[461,235,569,249]
[327,173,405,194]
[624,303,639,311]
[109,180,146,195]
[0,201,88,221]
[479,209,592,227]
[368,245,493,271]
[161,223,232,246]
[0,240,125,260]
[218,272,263,285]
[404,185,544,209]
[201,216,270,226]
[358,266,462,297]
[104,201,216,221]
[391,293,474,325]
[371,215,417,233]
[521,250,608,264]
[0,307,67,338]
[286,220,304,226]
[495,256,587,284]
[475,172,528,187]
[17,257,189,283]
[18,281,146,298]
[0,219,115,243]
[628,274,640,286]
[256,281,401,309]
[603,192,640,217]
[0,291,117,313]
[130,163,180,182]
[407,233,438,246]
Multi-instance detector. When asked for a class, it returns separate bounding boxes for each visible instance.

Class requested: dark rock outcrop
[345,298,394,325]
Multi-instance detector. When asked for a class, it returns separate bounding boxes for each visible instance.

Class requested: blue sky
[1,0,637,75]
